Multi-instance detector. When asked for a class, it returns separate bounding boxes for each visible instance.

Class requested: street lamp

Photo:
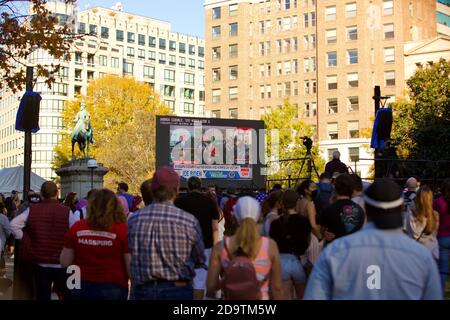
[287,166,292,189]
[87,159,98,191]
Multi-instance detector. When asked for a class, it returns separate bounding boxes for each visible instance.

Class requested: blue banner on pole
[15,91,41,133]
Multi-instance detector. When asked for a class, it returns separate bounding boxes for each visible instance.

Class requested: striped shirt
[128,202,206,284]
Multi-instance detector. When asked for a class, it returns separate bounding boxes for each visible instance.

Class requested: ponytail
[234,218,260,259]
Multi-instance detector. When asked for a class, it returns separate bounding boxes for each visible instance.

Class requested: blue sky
[75,0,205,37]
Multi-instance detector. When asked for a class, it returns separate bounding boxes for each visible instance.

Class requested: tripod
[297,150,320,181]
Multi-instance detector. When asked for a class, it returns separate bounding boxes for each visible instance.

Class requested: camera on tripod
[301,136,313,155]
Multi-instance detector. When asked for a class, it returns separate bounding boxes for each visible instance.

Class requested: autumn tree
[261,100,324,187]
[391,58,450,179]
[54,75,172,193]
[0,0,78,92]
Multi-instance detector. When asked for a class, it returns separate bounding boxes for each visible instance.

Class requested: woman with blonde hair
[206,196,283,300]
[404,186,439,260]
[60,188,130,300]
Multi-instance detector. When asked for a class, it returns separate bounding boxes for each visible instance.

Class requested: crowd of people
[0,168,449,300]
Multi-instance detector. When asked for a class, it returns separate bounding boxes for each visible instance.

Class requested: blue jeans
[438,236,450,292]
[131,281,193,300]
[71,282,128,300]
[280,254,307,284]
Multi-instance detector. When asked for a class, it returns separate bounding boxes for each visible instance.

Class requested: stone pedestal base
[56,159,109,199]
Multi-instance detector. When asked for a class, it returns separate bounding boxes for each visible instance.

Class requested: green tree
[391,58,450,178]
[0,0,78,92]
[261,100,324,188]
[54,75,172,193]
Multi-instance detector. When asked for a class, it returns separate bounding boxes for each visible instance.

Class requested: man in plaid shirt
[128,167,206,300]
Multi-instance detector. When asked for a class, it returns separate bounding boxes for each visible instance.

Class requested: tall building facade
[204,0,437,177]
[0,2,205,180]
[437,0,450,35]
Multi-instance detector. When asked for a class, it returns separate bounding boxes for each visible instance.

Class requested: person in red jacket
[10,181,79,300]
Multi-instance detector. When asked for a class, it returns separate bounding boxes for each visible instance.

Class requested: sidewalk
[0,257,13,300]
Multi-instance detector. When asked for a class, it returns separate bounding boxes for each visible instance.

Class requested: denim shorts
[280,254,307,284]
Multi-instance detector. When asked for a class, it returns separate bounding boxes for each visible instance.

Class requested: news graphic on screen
[156,116,265,189]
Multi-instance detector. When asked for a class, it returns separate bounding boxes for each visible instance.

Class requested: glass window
[229,44,238,58]
[198,46,204,57]
[184,103,194,114]
[138,49,145,59]
[326,29,337,44]
[229,65,238,80]
[328,98,338,114]
[143,66,155,79]
[327,51,337,67]
[212,7,221,19]
[164,69,175,82]
[383,0,394,15]
[149,36,156,47]
[148,51,156,61]
[138,34,145,46]
[89,24,97,35]
[385,70,396,86]
[327,123,338,140]
[348,96,359,111]
[384,23,395,39]
[384,47,395,63]
[127,32,135,43]
[212,110,221,118]
[78,22,86,34]
[347,49,358,64]
[123,62,133,74]
[159,53,166,64]
[159,38,166,49]
[229,87,238,100]
[348,121,359,139]
[127,47,135,57]
[189,45,195,55]
[212,68,221,81]
[184,73,195,85]
[229,23,238,36]
[349,147,360,162]
[345,2,357,18]
[347,26,358,40]
[111,57,119,68]
[99,55,107,66]
[212,46,221,60]
[327,75,338,90]
[326,6,336,21]
[179,42,186,53]
[229,108,238,119]
[101,26,109,39]
[212,89,221,103]
[212,26,221,39]
[347,73,358,88]
[116,30,124,41]
[229,4,238,16]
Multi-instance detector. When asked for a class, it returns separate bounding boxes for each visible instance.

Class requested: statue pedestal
[56,159,108,199]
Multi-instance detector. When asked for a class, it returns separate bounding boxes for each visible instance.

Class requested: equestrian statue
[71,102,94,161]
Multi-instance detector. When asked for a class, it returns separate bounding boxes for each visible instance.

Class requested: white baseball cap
[233,196,261,223]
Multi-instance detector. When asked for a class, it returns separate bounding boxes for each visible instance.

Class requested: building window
[284,61,291,74]
[312,102,317,116]
[188,58,195,69]
[345,2,357,18]
[304,102,310,118]
[266,85,272,98]
[229,87,238,100]
[78,22,86,34]
[325,6,336,21]
[349,147,360,162]
[229,65,238,80]
[111,57,119,68]
[168,54,176,66]
[229,108,238,119]
[148,51,156,61]
[89,24,97,36]
[212,7,221,19]
[284,81,291,96]
[181,88,195,100]
[304,13,309,28]
[347,49,358,64]
[159,53,166,64]
[348,121,359,138]
[304,80,310,94]
[327,75,338,90]
[184,103,194,114]
[328,98,338,114]
[127,47,135,57]
[179,42,186,54]
[229,23,238,36]
[384,47,395,63]
[116,30,124,41]
[189,45,196,55]
[384,23,395,39]
[159,38,166,50]
[229,44,238,58]
[127,32,135,43]
[327,52,337,67]
[385,70,396,86]
[327,123,338,140]
[149,36,156,47]
[143,66,155,79]
[212,89,221,103]
[123,62,133,75]
[184,73,195,85]
[99,55,107,66]
[212,26,221,39]
[138,34,145,46]
[348,96,359,112]
[164,69,175,82]
[212,68,221,82]
[101,26,109,39]
[212,110,221,118]
[229,4,238,16]
[347,73,358,88]
[311,12,316,26]
[212,46,221,60]
[383,0,394,15]
[161,85,175,97]
[198,46,204,57]
[165,100,175,111]
[326,29,337,44]
[347,26,358,40]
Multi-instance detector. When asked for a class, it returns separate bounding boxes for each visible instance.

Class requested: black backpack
[314,183,333,221]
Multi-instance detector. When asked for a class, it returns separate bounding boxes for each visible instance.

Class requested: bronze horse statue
[71,103,94,161]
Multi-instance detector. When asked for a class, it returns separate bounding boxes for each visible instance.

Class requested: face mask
[311,190,318,198]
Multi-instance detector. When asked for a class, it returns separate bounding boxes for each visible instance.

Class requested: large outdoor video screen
[156,116,265,189]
